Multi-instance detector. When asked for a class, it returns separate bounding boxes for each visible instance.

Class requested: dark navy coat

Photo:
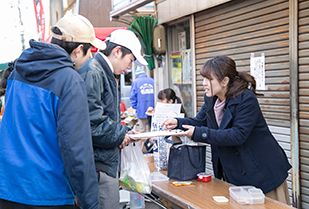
[176,89,291,193]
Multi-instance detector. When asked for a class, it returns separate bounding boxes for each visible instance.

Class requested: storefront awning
[110,0,154,19]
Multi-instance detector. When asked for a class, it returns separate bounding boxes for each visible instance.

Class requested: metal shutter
[299,0,309,208]
[194,0,292,201]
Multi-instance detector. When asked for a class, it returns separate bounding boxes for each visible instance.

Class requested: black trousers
[0,199,74,209]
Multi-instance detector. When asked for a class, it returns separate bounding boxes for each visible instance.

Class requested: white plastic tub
[229,186,265,205]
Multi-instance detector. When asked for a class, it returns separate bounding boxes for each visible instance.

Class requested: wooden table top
[148,162,296,209]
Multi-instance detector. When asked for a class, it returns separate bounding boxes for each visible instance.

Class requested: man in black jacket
[78,29,147,209]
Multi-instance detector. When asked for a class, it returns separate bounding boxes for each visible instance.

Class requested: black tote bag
[167,145,206,181]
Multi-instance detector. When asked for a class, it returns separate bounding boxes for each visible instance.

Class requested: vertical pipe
[17,0,25,50]
[289,0,300,207]
[50,0,63,27]
[76,0,80,14]
[190,14,196,115]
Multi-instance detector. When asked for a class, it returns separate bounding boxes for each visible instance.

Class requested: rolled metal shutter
[194,0,291,200]
[299,0,309,208]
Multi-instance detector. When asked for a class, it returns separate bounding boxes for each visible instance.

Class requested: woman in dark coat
[162,56,291,204]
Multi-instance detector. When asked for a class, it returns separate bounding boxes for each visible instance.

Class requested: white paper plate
[128,130,187,139]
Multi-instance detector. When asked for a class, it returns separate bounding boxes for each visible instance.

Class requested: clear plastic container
[229,186,265,205]
[151,172,169,182]
[130,192,145,208]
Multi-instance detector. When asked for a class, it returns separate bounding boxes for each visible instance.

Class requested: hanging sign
[178,31,186,50]
[171,51,182,84]
[250,53,266,90]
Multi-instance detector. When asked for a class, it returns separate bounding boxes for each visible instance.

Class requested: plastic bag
[120,143,151,194]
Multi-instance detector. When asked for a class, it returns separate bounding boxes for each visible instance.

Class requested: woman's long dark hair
[200,56,262,99]
[158,88,188,117]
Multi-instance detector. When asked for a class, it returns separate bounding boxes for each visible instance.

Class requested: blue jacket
[130,74,154,119]
[0,40,99,208]
[78,53,130,178]
[176,89,291,193]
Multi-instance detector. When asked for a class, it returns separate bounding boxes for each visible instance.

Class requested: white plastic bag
[120,143,151,194]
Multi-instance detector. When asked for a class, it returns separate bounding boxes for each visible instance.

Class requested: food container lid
[248,188,263,196]
[197,172,211,177]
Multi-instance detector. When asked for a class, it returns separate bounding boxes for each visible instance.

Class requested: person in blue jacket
[0,14,106,209]
[162,56,291,204]
[130,66,154,133]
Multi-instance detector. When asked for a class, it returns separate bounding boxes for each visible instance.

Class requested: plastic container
[144,153,154,163]
[229,186,265,205]
[130,192,145,208]
[197,173,211,182]
[151,172,169,182]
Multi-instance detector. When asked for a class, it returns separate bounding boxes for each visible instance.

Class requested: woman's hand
[161,118,178,130]
[182,125,195,138]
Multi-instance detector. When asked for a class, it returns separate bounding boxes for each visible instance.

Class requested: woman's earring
[73,62,75,67]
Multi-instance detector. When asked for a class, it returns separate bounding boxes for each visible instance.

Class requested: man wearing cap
[130,66,154,133]
[78,29,147,209]
[0,14,105,209]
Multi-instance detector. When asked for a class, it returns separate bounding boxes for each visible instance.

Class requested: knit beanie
[135,67,145,76]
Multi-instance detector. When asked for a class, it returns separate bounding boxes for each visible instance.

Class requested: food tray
[229,186,265,205]
[128,130,186,139]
